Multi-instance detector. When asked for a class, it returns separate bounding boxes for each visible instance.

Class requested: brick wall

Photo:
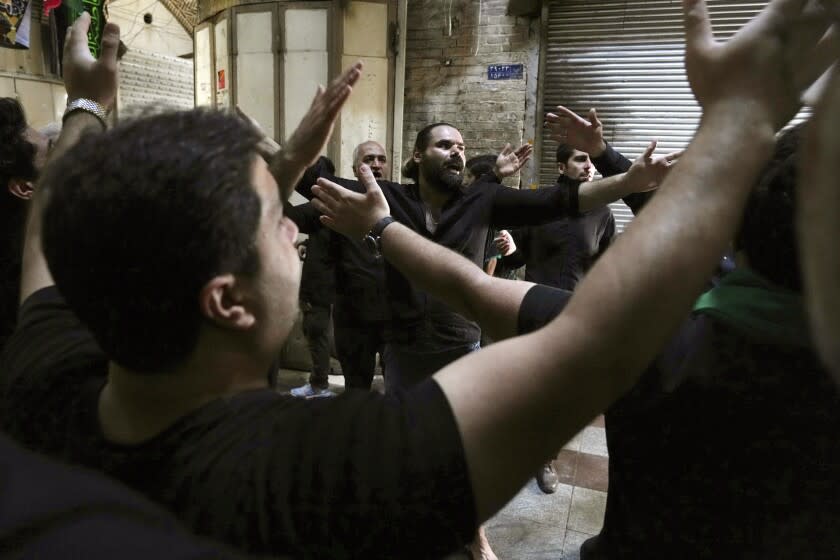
[402,0,534,186]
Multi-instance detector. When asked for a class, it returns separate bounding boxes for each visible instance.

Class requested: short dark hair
[466,154,496,178]
[42,109,264,372]
[401,122,457,181]
[555,143,575,166]
[0,98,37,189]
[735,123,803,291]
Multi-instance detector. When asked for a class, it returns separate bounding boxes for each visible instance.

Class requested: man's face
[246,157,302,354]
[559,149,593,182]
[353,141,389,179]
[415,125,466,191]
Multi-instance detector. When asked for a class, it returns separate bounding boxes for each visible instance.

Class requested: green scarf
[692,267,811,348]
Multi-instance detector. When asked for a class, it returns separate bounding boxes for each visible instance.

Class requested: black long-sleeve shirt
[502,143,648,290]
[291,158,581,350]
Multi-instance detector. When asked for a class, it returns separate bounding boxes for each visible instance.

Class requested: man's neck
[99,347,268,445]
[418,176,454,213]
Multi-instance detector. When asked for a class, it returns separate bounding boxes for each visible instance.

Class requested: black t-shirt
[0,432,242,559]
[295,158,580,350]
[516,284,840,558]
[0,287,476,559]
[517,284,574,335]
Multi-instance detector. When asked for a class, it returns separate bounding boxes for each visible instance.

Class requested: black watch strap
[370,215,395,237]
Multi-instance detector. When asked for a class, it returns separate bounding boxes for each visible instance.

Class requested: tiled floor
[276,368,608,560]
[483,415,608,559]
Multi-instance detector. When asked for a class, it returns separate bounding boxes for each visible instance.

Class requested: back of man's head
[0,97,36,267]
[0,98,37,195]
[41,109,264,372]
[735,123,803,291]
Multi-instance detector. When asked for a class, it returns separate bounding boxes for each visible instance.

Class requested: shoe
[290,383,335,399]
[536,461,559,494]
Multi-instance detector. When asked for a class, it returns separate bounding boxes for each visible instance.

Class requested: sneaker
[289,383,335,399]
[536,461,559,494]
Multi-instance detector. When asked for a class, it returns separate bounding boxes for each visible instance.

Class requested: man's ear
[557,162,567,176]
[8,179,34,200]
[413,149,423,164]
[199,274,255,330]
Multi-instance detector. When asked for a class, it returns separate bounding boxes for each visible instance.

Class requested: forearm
[436,104,776,522]
[270,150,314,200]
[577,172,638,212]
[19,112,104,304]
[381,223,533,340]
[591,141,632,176]
[799,72,840,381]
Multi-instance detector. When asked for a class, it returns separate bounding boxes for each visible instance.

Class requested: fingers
[514,143,533,158]
[356,164,384,194]
[642,140,658,160]
[312,197,331,215]
[312,178,344,208]
[797,25,840,95]
[683,0,714,55]
[319,215,338,230]
[499,143,513,155]
[552,105,585,124]
[588,108,601,127]
[664,149,684,162]
[98,21,121,65]
[72,11,91,38]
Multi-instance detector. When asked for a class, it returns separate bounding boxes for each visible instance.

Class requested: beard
[420,157,464,192]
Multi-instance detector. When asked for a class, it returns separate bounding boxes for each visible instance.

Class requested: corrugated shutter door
[541,0,808,232]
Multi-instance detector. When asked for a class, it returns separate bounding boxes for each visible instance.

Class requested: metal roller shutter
[541,0,809,231]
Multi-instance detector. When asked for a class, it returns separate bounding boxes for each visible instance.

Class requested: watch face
[363,234,380,255]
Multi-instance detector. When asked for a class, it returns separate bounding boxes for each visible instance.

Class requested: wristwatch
[362,216,395,258]
[63,98,109,128]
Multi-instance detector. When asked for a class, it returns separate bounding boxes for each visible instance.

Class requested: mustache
[445,158,464,171]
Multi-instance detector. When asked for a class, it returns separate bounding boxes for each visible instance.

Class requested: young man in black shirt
[0,98,50,352]
[290,121,670,393]
[2,3,834,559]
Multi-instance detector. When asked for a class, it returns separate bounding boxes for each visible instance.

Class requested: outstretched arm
[799,64,840,381]
[442,0,835,520]
[19,14,120,304]
[576,140,672,211]
[317,0,836,524]
[546,105,682,214]
[311,166,536,341]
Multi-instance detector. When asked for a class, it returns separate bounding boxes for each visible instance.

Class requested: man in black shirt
[0,98,50,352]
[291,122,670,392]
[0,432,244,559]
[1,3,833,559]
[290,227,336,398]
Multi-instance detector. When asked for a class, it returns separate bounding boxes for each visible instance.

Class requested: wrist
[64,98,109,129]
[589,140,608,158]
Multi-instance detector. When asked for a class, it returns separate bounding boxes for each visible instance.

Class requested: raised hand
[684,0,837,131]
[494,230,516,256]
[494,143,533,178]
[624,140,676,192]
[279,62,363,169]
[63,12,120,110]
[311,164,390,240]
[544,106,606,157]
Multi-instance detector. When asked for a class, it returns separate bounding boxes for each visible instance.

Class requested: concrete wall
[339,0,389,179]
[401,0,539,187]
